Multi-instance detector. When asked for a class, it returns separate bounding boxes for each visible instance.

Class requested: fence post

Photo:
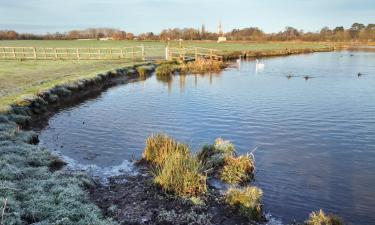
[195,48,198,61]
[99,49,101,60]
[210,49,213,60]
[33,48,37,59]
[120,48,124,59]
[109,48,113,59]
[132,47,135,61]
[181,48,185,62]
[12,48,16,59]
[76,48,80,60]
[165,46,169,60]
[141,45,145,61]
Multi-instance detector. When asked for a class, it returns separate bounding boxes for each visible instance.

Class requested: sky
[0,0,374,34]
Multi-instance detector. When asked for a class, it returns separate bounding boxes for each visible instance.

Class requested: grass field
[0,40,331,111]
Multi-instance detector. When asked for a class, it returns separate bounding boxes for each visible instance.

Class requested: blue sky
[0,0,374,34]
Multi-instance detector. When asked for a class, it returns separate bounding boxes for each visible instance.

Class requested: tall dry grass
[142,134,207,197]
[182,59,224,74]
[154,150,207,197]
[142,134,189,166]
[219,155,254,184]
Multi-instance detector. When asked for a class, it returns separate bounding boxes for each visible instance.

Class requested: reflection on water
[39,51,375,225]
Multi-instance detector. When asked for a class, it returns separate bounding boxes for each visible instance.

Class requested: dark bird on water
[304,75,311,80]
[358,72,363,77]
[286,74,293,79]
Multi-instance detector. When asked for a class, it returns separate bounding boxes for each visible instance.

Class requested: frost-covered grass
[225,187,263,221]
[197,138,254,184]
[305,209,343,225]
[0,120,116,225]
[197,138,235,171]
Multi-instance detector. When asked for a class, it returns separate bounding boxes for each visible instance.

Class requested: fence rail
[0,46,145,60]
[0,45,223,62]
[166,47,223,61]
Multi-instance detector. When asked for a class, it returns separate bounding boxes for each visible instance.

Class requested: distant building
[99,37,113,41]
[217,21,227,43]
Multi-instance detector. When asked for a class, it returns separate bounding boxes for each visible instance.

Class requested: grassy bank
[0,65,156,225]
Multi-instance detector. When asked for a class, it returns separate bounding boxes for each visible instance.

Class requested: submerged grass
[305,209,344,225]
[225,186,263,221]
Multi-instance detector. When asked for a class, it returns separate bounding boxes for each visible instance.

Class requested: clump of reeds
[197,138,254,184]
[156,64,175,78]
[154,150,207,197]
[305,210,343,225]
[136,67,147,78]
[219,155,254,184]
[181,59,224,74]
[197,138,235,170]
[142,134,207,197]
[225,186,263,221]
[142,134,189,166]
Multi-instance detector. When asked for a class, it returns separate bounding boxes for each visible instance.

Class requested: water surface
[39,51,375,224]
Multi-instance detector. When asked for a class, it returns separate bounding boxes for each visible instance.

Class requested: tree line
[0,23,374,41]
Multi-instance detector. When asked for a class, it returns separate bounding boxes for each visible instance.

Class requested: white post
[165,46,169,60]
[141,45,145,61]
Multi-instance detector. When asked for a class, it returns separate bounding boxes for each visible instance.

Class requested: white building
[217,21,227,43]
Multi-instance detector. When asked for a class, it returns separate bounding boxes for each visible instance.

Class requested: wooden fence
[167,47,223,61]
[0,45,223,62]
[0,46,145,60]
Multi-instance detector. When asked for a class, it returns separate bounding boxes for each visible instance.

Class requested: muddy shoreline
[90,163,257,225]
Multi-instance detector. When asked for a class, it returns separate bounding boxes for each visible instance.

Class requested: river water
[38,51,375,224]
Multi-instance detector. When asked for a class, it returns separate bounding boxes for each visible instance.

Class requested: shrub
[154,150,207,197]
[156,64,175,78]
[305,209,344,225]
[225,187,263,221]
[142,134,189,166]
[219,155,254,184]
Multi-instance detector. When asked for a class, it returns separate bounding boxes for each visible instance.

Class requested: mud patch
[90,164,257,225]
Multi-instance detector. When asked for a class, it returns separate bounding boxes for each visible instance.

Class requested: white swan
[236,56,241,70]
[255,59,265,70]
